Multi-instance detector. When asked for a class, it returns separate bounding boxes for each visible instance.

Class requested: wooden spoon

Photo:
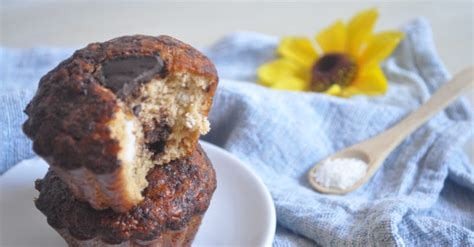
[308,67,473,195]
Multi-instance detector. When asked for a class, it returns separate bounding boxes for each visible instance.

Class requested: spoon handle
[364,67,473,162]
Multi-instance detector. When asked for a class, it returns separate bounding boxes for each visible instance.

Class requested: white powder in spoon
[312,158,368,190]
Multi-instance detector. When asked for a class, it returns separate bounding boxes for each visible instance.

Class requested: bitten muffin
[35,145,216,247]
[23,35,218,212]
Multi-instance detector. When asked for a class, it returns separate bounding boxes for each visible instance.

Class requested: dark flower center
[310,53,357,92]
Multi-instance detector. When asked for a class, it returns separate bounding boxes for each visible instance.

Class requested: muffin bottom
[55,215,203,247]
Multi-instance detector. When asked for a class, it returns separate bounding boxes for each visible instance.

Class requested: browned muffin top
[35,145,216,245]
[23,35,218,174]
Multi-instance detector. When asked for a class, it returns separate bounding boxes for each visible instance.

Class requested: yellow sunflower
[257,8,404,97]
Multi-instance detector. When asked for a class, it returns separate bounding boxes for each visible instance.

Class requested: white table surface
[1,0,473,161]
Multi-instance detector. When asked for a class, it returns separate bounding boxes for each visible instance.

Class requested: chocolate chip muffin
[23,35,218,212]
[35,144,216,247]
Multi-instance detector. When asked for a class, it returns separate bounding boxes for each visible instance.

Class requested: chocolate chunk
[147,140,167,155]
[132,105,141,116]
[144,118,171,157]
[100,55,164,94]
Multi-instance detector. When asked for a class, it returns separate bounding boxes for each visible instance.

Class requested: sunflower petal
[323,84,342,96]
[349,64,388,96]
[316,20,346,53]
[257,59,303,87]
[359,31,404,65]
[277,37,319,68]
[347,8,378,57]
[271,76,310,91]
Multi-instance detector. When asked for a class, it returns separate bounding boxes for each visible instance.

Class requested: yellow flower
[257,9,404,97]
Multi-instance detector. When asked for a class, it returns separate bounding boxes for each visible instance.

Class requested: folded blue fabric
[1,18,473,246]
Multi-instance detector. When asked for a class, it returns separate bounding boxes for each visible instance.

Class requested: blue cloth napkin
[1,18,473,246]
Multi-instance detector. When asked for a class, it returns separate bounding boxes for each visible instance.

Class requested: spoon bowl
[308,67,473,195]
[308,147,371,195]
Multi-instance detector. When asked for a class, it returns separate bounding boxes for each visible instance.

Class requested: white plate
[0,141,276,247]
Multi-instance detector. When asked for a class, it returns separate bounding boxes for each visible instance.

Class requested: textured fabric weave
[1,19,473,246]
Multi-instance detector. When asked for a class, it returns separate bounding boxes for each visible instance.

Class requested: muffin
[35,144,216,247]
[23,35,218,212]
